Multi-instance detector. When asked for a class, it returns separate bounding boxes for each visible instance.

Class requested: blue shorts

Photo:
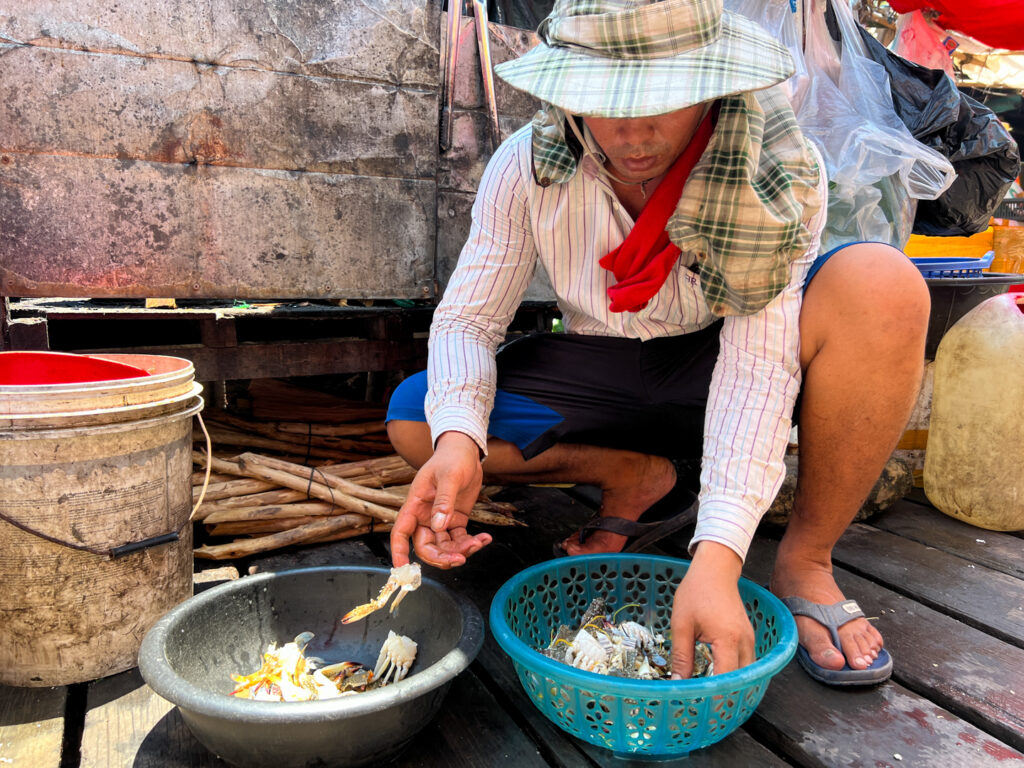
[387,243,859,458]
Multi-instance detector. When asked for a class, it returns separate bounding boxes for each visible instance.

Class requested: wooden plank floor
[1,489,1021,767]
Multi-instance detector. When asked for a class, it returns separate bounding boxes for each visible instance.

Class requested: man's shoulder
[482,122,534,182]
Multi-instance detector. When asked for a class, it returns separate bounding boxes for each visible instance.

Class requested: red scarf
[599,111,715,313]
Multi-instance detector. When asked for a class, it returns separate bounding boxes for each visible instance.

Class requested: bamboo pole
[238,453,523,527]
[235,453,399,523]
[194,489,308,516]
[194,515,380,560]
[198,427,372,461]
[194,478,278,503]
[206,516,328,536]
[203,410,391,454]
[203,501,341,525]
[275,420,387,437]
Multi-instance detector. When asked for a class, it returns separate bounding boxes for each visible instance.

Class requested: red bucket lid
[0,352,152,385]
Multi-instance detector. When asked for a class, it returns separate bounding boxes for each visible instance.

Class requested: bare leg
[387,420,676,555]
[771,243,930,671]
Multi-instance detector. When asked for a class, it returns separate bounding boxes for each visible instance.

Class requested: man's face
[582,103,706,184]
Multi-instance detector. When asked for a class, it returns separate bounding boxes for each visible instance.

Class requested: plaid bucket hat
[494,0,795,118]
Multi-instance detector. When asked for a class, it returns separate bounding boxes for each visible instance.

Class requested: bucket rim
[0,352,195,394]
[0,392,204,436]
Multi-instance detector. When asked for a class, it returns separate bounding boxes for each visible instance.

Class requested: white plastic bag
[726,0,955,252]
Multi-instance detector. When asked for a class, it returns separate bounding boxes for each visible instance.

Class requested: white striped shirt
[427,123,826,561]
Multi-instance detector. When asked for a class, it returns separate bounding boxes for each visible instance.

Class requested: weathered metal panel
[0,2,441,300]
[0,44,437,178]
[0,154,435,299]
[0,0,438,86]
[0,4,550,302]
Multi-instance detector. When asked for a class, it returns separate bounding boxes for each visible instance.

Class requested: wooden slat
[0,684,66,768]
[1,155,436,300]
[744,538,1024,752]
[80,669,224,768]
[395,668,551,768]
[833,524,1024,647]
[747,664,1023,767]
[872,499,1024,579]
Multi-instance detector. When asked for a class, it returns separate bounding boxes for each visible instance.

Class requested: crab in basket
[542,598,714,680]
[230,564,425,702]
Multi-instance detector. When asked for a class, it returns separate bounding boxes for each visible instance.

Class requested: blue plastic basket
[489,554,797,759]
[911,251,995,278]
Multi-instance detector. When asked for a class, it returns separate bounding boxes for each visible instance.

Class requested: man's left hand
[670,541,755,678]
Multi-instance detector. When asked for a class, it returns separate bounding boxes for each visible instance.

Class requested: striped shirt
[426,122,826,562]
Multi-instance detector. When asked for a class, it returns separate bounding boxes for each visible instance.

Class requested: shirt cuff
[428,408,489,458]
[687,496,764,563]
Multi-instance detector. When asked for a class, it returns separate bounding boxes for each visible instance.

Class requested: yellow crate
[903,228,993,260]
[992,227,1024,274]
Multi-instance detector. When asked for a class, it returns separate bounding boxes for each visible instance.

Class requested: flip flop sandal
[551,485,698,558]
[781,596,893,686]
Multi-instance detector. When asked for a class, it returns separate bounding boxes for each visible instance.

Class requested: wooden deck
[1,487,1022,767]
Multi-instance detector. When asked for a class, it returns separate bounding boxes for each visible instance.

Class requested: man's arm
[673,155,827,676]
[392,127,538,568]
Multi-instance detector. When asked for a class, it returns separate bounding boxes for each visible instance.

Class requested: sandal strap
[781,596,865,652]
[578,515,663,540]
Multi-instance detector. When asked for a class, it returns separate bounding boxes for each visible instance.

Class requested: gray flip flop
[781,596,893,686]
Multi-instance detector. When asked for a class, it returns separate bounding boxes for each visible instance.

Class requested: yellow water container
[924,293,1024,530]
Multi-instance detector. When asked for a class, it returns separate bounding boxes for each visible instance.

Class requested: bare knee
[801,243,931,361]
[386,420,433,469]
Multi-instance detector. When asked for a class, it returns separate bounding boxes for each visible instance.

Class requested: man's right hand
[390,431,493,569]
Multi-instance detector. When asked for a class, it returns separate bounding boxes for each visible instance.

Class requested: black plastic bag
[856,26,1020,236]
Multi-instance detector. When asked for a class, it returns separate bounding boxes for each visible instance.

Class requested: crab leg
[341,563,422,624]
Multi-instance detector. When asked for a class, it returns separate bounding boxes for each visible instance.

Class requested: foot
[770,555,884,673]
[558,455,676,556]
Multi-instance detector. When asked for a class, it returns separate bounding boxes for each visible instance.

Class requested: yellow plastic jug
[924,293,1024,530]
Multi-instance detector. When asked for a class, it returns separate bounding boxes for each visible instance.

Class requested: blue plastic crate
[911,251,995,278]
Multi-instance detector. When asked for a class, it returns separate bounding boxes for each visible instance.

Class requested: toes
[796,618,845,671]
[839,620,884,669]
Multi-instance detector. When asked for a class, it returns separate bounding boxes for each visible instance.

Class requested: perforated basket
[911,252,995,278]
[489,554,797,758]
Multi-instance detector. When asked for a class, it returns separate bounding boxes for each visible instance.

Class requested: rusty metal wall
[0,2,543,302]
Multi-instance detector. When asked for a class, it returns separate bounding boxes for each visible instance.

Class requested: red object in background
[0,352,151,385]
[888,1,1024,51]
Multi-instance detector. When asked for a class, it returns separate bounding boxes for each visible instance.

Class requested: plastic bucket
[0,352,202,686]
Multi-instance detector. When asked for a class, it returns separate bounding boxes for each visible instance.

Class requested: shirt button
[539,177,551,187]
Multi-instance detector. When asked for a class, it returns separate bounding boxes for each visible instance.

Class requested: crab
[341,563,422,624]
[372,630,418,684]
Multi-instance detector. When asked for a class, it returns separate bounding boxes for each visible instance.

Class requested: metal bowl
[139,565,483,768]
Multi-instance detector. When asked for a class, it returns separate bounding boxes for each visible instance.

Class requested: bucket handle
[0,412,213,560]
[191,411,213,520]
[0,508,186,559]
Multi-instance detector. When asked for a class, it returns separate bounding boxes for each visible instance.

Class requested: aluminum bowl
[139,565,483,768]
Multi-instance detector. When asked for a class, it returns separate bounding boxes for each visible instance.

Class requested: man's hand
[390,431,493,569]
[670,541,755,678]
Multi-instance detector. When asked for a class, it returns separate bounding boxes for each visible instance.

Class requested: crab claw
[340,582,398,624]
[317,661,364,681]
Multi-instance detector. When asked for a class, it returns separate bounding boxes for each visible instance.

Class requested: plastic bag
[726,0,955,252]
[856,25,1021,236]
[894,10,955,79]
